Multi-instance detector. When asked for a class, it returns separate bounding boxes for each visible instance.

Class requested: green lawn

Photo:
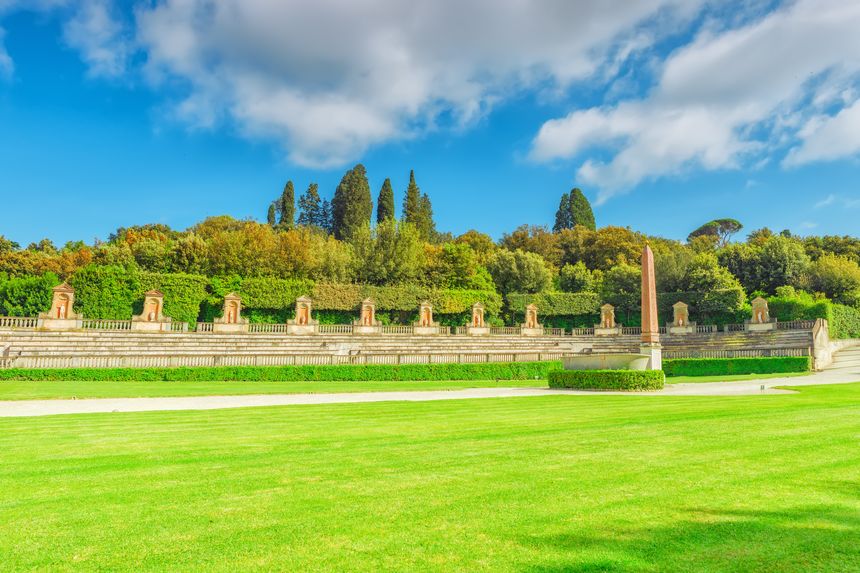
[0,372,811,401]
[1,384,858,571]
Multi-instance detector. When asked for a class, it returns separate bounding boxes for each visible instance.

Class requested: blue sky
[1,0,859,247]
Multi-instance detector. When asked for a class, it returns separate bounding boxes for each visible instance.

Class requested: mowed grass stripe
[0,386,858,571]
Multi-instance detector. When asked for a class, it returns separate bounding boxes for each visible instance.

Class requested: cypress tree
[569,188,596,230]
[320,199,333,234]
[402,170,422,228]
[377,178,395,224]
[266,202,277,227]
[553,192,572,232]
[331,164,372,240]
[278,180,295,229]
[297,183,322,228]
[419,193,436,241]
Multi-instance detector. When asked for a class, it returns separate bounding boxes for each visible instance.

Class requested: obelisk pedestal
[640,244,662,371]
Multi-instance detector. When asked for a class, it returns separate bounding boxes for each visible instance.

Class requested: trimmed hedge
[831,304,860,339]
[662,356,810,377]
[548,369,665,391]
[0,361,559,382]
[507,292,600,316]
[0,272,57,317]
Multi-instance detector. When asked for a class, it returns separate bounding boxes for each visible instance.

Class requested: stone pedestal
[353,324,381,335]
[667,323,695,335]
[466,326,490,336]
[594,326,622,336]
[520,326,544,337]
[213,293,249,334]
[745,321,776,332]
[38,283,82,331]
[414,325,441,335]
[639,343,663,371]
[132,290,173,332]
[413,301,438,335]
[287,324,317,335]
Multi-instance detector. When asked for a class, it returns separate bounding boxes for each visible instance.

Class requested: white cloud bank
[131,0,701,167]
[530,0,860,202]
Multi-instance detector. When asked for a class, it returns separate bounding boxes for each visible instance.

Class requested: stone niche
[353,298,381,334]
[746,296,776,331]
[37,283,83,331]
[213,293,249,334]
[520,303,543,337]
[595,303,621,336]
[467,302,489,336]
[287,296,319,335]
[414,301,439,335]
[131,290,173,332]
[667,301,695,335]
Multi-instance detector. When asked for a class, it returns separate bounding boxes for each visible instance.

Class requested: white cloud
[530,0,860,202]
[815,194,837,208]
[784,99,860,166]
[63,0,128,77]
[133,0,704,167]
[0,27,12,79]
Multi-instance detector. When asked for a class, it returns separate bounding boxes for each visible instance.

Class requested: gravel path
[0,367,857,418]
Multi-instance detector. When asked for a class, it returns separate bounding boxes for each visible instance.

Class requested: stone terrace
[0,327,813,369]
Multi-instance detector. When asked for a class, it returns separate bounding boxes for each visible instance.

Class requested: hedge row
[0,361,558,382]
[548,369,665,391]
[662,356,810,377]
[831,304,860,339]
[507,292,600,315]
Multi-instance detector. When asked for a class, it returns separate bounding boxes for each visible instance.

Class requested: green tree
[376,178,395,224]
[320,199,333,234]
[755,236,810,294]
[278,180,295,230]
[487,249,552,294]
[806,254,860,305]
[352,220,423,285]
[687,218,743,247]
[331,164,373,241]
[418,193,436,241]
[559,261,602,293]
[500,225,562,267]
[568,188,596,230]
[402,170,422,230]
[297,183,323,228]
[601,263,641,318]
[553,192,572,232]
[0,235,20,253]
[266,203,277,227]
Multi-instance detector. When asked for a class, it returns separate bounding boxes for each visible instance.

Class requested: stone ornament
[520,304,543,336]
[37,283,83,330]
[467,302,490,336]
[287,296,319,334]
[213,293,249,333]
[132,290,173,331]
[353,298,381,334]
[746,297,776,331]
[668,301,695,335]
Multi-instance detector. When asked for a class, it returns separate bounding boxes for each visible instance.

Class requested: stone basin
[562,353,650,371]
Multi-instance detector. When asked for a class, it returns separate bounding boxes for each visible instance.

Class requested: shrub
[0,272,58,316]
[0,361,560,382]
[831,304,860,339]
[662,357,810,377]
[548,369,664,391]
[69,264,141,319]
[139,272,209,326]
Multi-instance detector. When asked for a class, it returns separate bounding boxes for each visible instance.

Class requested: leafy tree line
[2,182,860,332]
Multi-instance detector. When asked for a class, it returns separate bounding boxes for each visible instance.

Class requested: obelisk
[640,244,662,370]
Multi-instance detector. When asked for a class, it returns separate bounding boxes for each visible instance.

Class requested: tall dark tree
[402,170,422,228]
[266,203,277,227]
[419,193,436,241]
[568,188,595,230]
[553,192,572,232]
[320,199,333,234]
[297,183,323,228]
[331,164,373,240]
[376,178,395,224]
[278,181,295,230]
